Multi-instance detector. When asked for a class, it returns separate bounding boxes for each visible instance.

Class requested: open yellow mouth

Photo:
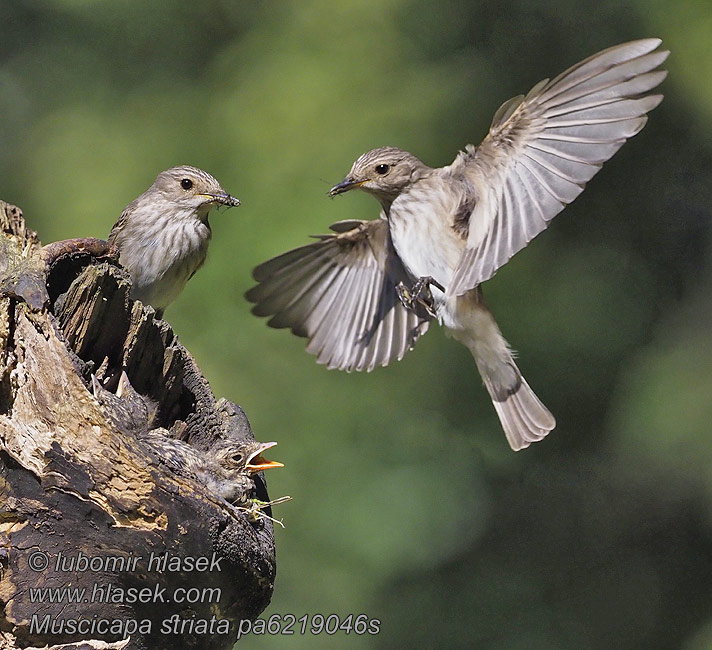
[246,441,284,473]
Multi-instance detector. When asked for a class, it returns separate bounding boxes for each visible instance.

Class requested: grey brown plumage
[247,39,668,450]
[91,371,156,436]
[91,371,283,503]
[141,433,283,504]
[109,165,240,317]
[248,218,431,371]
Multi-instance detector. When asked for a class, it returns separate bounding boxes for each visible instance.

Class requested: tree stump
[0,200,277,650]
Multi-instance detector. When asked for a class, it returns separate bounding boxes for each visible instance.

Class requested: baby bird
[91,371,157,436]
[142,433,283,504]
[90,371,282,505]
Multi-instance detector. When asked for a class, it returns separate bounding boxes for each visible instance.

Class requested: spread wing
[447,38,669,296]
[245,218,431,372]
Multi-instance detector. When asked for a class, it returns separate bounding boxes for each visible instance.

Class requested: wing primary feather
[308,266,361,365]
[266,262,342,332]
[537,39,663,101]
[250,247,338,315]
[332,266,377,370]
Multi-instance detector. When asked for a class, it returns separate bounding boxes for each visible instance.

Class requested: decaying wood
[1,629,129,649]
[0,200,277,650]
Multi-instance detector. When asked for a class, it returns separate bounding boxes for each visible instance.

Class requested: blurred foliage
[2,0,712,648]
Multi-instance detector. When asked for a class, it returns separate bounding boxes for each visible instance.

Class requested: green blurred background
[3,0,712,648]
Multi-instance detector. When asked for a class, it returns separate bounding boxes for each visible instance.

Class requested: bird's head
[151,166,240,221]
[214,439,284,475]
[329,147,429,208]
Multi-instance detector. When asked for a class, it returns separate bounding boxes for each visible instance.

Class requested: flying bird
[246,39,668,450]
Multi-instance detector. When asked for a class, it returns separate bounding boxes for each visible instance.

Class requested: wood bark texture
[0,200,276,650]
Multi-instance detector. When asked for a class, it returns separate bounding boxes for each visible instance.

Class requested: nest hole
[48,255,202,434]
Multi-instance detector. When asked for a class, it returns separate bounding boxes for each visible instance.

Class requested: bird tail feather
[477,354,556,451]
[448,298,555,450]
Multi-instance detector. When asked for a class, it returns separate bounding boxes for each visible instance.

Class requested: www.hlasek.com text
[29,582,221,605]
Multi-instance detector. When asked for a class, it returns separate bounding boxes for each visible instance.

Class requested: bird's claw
[396,276,444,317]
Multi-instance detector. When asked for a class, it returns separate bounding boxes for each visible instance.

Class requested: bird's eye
[232,453,243,463]
[375,164,390,175]
[180,178,193,190]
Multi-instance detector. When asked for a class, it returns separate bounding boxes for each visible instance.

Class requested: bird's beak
[90,374,103,399]
[246,442,284,473]
[116,370,133,398]
[329,177,364,197]
[201,191,241,207]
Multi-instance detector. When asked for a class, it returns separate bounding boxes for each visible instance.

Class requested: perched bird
[109,166,240,318]
[141,433,283,504]
[246,39,668,450]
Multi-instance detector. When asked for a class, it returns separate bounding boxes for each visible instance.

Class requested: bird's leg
[413,275,446,295]
[396,276,445,317]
